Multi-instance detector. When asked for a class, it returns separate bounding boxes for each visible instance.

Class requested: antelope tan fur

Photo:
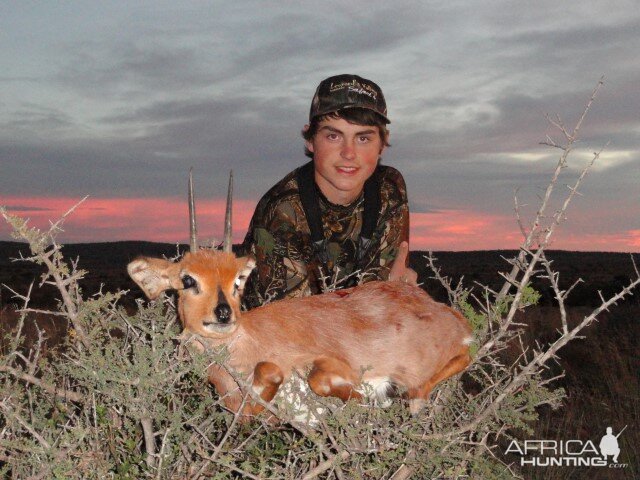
[127,171,472,418]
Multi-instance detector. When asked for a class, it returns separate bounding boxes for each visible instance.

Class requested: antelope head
[127,170,255,338]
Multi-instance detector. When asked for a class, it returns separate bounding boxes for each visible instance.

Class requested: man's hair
[302,108,390,158]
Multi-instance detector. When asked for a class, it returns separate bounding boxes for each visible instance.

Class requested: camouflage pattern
[309,74,390,123]
[241,162,409,309]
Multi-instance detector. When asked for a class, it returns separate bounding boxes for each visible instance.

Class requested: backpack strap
[296,161,329,264]
[358,167,381,263]
[296,161,381,272]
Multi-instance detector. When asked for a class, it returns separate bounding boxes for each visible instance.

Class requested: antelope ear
[127,257,182,300]
[234,256,256,295]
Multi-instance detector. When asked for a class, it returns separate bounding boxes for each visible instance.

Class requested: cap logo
[348,85,377,100]
[329,79,378,100]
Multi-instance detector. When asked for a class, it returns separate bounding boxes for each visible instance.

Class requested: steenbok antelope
[128,172,472,418]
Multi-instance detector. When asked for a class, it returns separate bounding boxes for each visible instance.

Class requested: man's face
[305,116,387,205]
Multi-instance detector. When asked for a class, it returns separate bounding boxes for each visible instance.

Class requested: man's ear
[127,257,182,300]
[380,130,389,155]
[234,256,256,295]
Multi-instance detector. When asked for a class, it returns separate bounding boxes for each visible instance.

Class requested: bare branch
[496,79,605,304]
[0,366,84,403]
[0,401,51,450]
[301,451,351,480]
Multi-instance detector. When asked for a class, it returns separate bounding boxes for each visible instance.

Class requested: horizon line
[0,239,637,255]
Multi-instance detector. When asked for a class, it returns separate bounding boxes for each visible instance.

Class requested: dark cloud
[2,103,76,134]
[407,201,448,215]
[500,17,640,57]
[54,41,220,100]
[3,205,54,212]
[1,1,638,248]
[0,92,306,200]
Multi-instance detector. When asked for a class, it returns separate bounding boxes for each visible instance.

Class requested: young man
[241,74,415,308]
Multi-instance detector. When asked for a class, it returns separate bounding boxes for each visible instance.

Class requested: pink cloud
[0,196,256,245]
[549,229,640,252]
[2,197,638,252]
[410,210,521,251]
[410,210,639,252]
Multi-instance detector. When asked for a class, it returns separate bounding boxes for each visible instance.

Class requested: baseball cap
[309,74,390,124]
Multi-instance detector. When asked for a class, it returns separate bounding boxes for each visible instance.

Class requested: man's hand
[388,241,418,285]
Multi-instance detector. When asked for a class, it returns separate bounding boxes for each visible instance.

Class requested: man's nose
[341,139,356,160]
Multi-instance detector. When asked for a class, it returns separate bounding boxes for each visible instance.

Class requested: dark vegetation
[2,241,636,310]
[1,241,638,478]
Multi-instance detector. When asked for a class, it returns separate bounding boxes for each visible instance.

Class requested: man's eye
[326,133,339,140]
[358,136,372,143]
[181,275,197,289]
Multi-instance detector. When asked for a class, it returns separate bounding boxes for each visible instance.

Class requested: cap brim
[311,105,390,124]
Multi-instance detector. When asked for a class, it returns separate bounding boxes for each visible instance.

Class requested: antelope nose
[214,303,232,324]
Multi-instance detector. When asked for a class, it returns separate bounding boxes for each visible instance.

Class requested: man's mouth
[336,166,358,174]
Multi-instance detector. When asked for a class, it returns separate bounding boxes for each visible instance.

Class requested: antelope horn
[188,168,198,253]
[222,170,233,253]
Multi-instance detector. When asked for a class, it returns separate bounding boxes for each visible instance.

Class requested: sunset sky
[1,1,639,252]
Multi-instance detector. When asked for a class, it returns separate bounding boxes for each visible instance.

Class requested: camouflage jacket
[241,161,409,309]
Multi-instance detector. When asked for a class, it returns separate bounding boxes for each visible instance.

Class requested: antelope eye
[181,275,197,290]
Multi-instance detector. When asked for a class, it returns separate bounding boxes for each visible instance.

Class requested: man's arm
[241,202,313,308]
[368,166,415,283]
